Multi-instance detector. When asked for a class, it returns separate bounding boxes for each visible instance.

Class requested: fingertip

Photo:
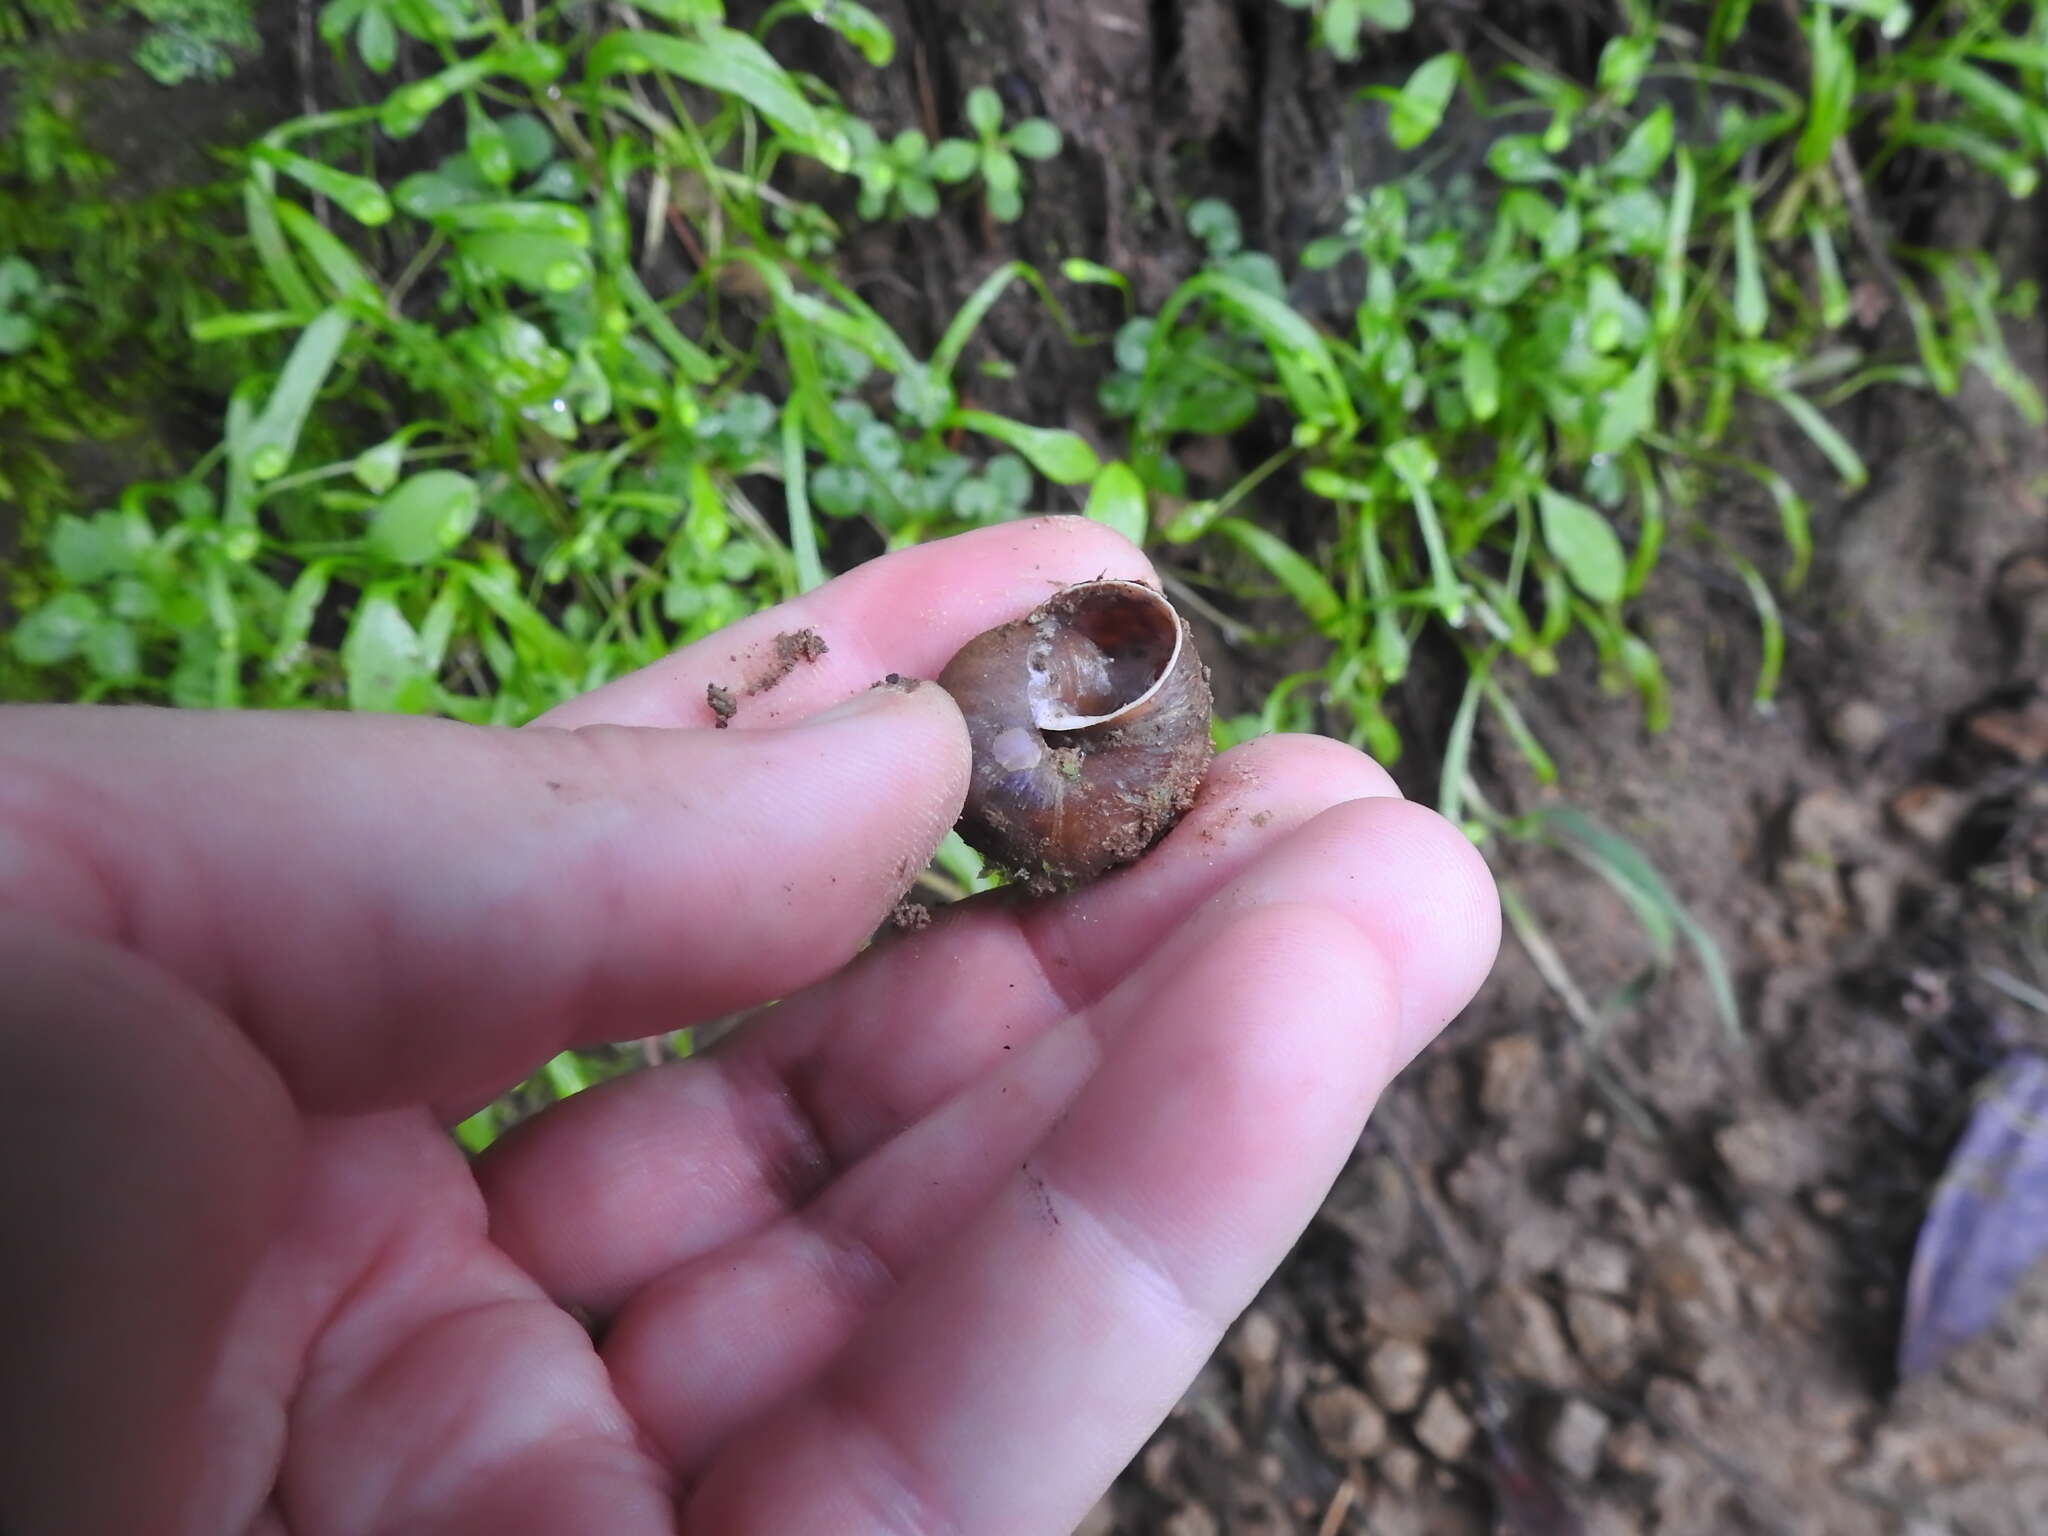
[1207,731,1403,804]
[1213,796,1500,1062]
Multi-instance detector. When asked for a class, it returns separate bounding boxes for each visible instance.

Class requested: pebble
[1826,698,1889,758]
[1483,1285,1576,1382]
[1713,1113,1827,1194]
[1365,1336,1431,1414]
[1478,1032,1543,1119]
[1413,1387,1476,1463]
[1377,1444,1424,1493]
[1562,1239,1633,1297]
[1230,1308,1282,1368]
[1305,1384,1388,1460]
[1543,1396,1613,1481]
[1888,783,1970,851]
[1162,1503,1220,1536]
[1565,1292,1638,1383]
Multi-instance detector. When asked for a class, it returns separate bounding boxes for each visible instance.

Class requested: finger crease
[721,1052,841,1213]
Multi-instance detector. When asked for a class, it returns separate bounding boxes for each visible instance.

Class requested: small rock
[1888,783,1969,851]
[1564,1292,1638,1383]
[1363,1283,1437,1340]
[1483,1285,1576,1383]
[1713,1113,1827,1195]
[1142,1437,1181,1495]
[1846,862,1900,933]
[1606,1419,1659,1475]
[1562,1239,1633,1297]
[1304,1384,1388,1460]
[1647,1227,1742,1322]
[1377,1444,1424,1493]
[1478,1032,1543,1119]
[1966,698,2048,764]
[1787,786,1870,858]
[1644,1374,1703,1432]
[1543,1397,1613,1482]
[1412,1387,1476,1463]
[1365,1336,1431,1413]
[1230,1308,1282,1369]
[1826,698,1889,759]
[1162,1503,1220,1536]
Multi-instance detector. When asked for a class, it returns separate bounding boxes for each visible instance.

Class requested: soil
[744,627,832,696]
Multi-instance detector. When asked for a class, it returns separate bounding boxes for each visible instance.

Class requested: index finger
[541,516,1156,731]
[0,519,1154,1115]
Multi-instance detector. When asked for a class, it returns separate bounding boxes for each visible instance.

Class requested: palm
[0,521,1496,1536]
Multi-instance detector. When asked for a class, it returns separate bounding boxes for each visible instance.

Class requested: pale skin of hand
[0,518,1498,1536]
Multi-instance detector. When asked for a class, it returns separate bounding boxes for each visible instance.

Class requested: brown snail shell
[937,579,1214,892]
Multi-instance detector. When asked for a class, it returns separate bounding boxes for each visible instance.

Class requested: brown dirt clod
[706,682,737,728]
[742,627,831,697]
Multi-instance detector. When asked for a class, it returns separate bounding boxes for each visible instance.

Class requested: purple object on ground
[1898,1052,2048,1380]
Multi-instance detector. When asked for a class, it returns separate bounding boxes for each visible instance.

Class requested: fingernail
[800,676,928,728]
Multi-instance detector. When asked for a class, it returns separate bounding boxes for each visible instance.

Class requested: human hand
[0,519,1497,1536]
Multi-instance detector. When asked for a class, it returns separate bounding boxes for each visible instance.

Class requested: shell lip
[1024,579,1186,734]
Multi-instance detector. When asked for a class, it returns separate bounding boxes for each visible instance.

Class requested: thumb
[0,682,968,1114]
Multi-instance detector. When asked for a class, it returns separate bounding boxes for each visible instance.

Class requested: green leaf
[342,588,437,713]
[587,29,849,170]
[1655,147,1697,338]
[272,562,332,671]
[1153,272,1356,434]
[1321,0,1365,59]
[357,6,397,71]
[966,85,1004,138]
[1537,486,1626,604]
[980,146,1021,195]
[1387,53,1459,150]
[1595,351,1658,455]
[807,0,892,64]
[455,232,592,293]
[352,437,406,493]
[1799,8,1855,170]
[84,617,139,682]
[1460,334,1501,421]
[1006,118,1062,160]
[953,410,1100,484]
[369,471,481,564]
[12,592,99,666]
[1487,133,1560,182]
[1608,104,1673,181]
[467,110,515,189]
[1767,388,1868,488]
[432,199,590,243]
[244,307,352,484]
[273,201,382,309]
[250,144,394,225]
[628,0,723,22]
[1597,32,1651,99]
[927,139,979,181]
[1731,191,1766,338]
[1213,517,1344,636]
[50,510,152,584]
[1083,461,1148,546]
